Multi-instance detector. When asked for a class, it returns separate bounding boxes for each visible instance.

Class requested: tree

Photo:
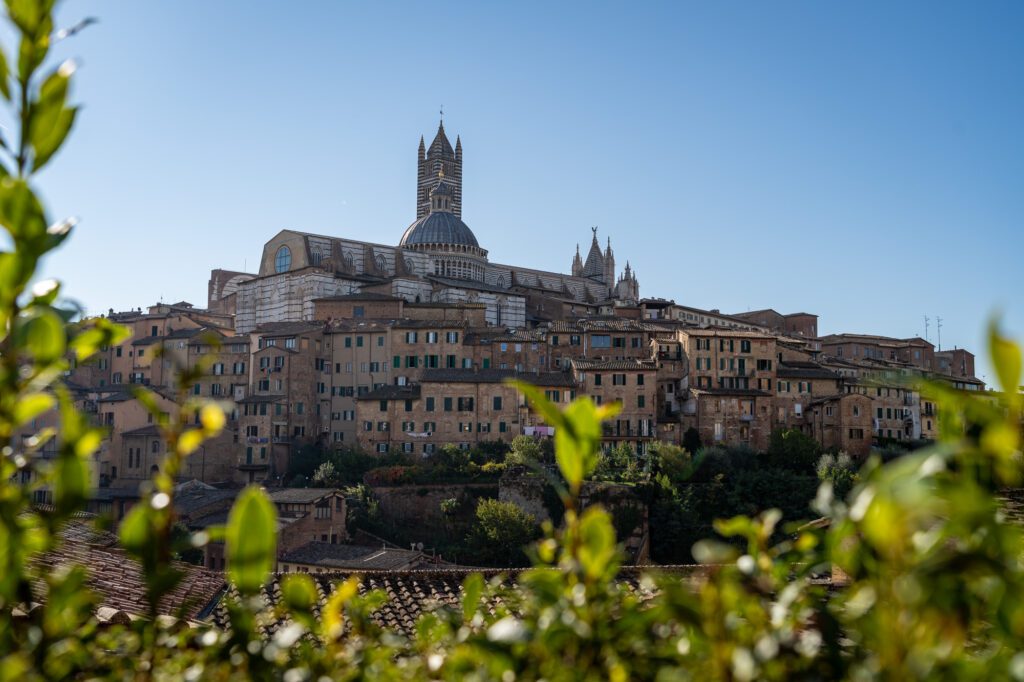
[466,499,539,566]
[650,441,696,489]
[505,434,542,466]
[766,428,821,472]
[816,451,859,499]
[682,426,702,455]
[312,460,341,487]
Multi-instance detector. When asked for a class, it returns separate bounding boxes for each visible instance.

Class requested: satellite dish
[416,542,424,551]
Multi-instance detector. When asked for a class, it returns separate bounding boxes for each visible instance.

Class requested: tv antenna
[936,316,943,351]
[924,315,930,343]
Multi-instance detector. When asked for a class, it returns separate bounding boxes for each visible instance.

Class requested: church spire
[418,117,462,219]
[572,243,583,277]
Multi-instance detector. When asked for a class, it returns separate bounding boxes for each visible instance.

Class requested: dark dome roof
[400,212,480,248]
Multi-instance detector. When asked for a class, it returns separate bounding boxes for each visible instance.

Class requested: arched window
[275,246,291,273]
[310,248,322,266]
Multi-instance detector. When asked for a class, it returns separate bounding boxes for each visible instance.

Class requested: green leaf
[31,105,75,172]
[53,448,87,515]
[0,176,48,243]
[0,45,10,100]
[17,307,65,363]
[577,507,618,580]
[177,429,203,456]
[118,503,151,555]
[989,318,1022,395]
[461,572,484,622]
[12,391,54,428]
[281,573,317,612]
[226,486,277,595]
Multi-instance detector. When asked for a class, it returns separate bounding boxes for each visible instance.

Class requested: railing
[272,436,291,444]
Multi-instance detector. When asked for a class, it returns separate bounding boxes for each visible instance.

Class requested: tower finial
[439,105,444,125]
[591,226,598,238]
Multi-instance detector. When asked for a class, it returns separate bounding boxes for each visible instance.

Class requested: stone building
[819,333,935,372]
[729,309,819,338]
[228,122,641,333]
[237,322,330,483]
[570,359,658,452]
[354,369,576,454]
[804,393,873,457]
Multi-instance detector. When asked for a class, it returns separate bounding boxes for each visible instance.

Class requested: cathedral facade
[227,122,640,333]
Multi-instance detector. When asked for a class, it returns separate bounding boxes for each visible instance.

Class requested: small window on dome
[275,246,291,273]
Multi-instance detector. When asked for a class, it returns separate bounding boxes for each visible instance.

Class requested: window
[377,335,385,346]
[570,335,581,346]
[426,397,435,412]
[344,337,352,348]
[446,331,459,343]
[376,443,388,453]
[493,396,502,410]
[379,400,388,412]
[591,335,611,349]
[594,374,602,386]
[377,421,389,432]
[296,402,304,415]
[551,335,560,346]
[457,397,474,411]
[613,337,625,348]
[405,331,418,343]
[443,397,453,412]
[426,331,438,343]
[116,346,122,357]
[637,374,645,386]
[740,340,751,353]
[275,246,291,273]
[637,395,646,408]
[612,374,626,386]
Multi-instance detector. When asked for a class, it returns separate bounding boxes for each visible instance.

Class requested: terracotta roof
[420,368,576,387]
[776,362,839,380]
[236,394,286,404]
[571,359,658,371]
[211,566,707,637]
[254,321,324,335]
[267,488,342,504]
[547,319,667,333]
[121,425,162,438]
[690,387,771,397]
[676,327,776,339]
[279,543,425,571]
[33,517,225,621]
[360,385,421,401]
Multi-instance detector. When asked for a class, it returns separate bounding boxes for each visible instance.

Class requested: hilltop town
[32,122,988,573]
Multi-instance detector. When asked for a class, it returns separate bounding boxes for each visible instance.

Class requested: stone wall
[372,483,498,527]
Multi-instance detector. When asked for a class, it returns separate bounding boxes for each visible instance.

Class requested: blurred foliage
[2,3,1024,680]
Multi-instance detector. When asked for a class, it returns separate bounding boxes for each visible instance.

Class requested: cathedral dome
[400,212,480,248]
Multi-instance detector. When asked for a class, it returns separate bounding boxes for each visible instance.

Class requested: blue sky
[20,2,1024,385]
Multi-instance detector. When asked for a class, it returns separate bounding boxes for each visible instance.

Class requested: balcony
[272,436,291,444]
